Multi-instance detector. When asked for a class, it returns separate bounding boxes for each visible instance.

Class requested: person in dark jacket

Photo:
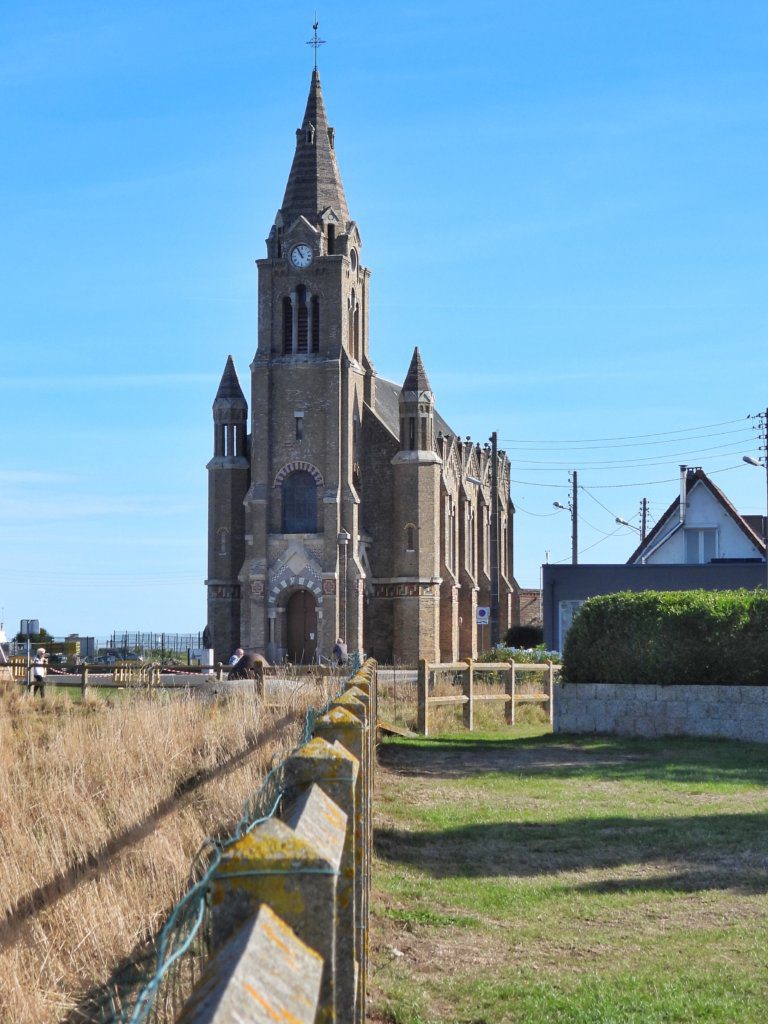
[332,637,348,666]
[228,651,268,680]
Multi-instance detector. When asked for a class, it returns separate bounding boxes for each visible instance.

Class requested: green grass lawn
[370,725,768,1024]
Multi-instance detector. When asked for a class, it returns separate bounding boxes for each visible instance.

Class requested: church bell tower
[234,67,371,663]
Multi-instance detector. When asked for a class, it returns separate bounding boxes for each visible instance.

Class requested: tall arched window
[282,471,318,533]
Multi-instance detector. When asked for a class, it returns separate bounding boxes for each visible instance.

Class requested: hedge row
[562,589,768,685]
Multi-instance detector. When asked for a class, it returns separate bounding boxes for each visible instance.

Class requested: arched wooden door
[286,589,317,663]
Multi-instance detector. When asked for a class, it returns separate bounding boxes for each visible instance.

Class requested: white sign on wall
[558,600,585,651]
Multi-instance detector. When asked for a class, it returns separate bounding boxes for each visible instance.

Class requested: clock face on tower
[290,244,313,269]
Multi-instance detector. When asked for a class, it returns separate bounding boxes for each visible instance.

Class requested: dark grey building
[543,562,766,651]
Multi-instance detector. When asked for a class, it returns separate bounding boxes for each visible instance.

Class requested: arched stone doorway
[286,589,317,663]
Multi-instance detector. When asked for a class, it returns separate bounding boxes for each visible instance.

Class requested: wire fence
[81,656,360,1024]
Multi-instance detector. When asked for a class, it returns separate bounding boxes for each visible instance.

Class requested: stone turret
[206,356,250,663]
[391,347,442,662]
[398,347,435,454]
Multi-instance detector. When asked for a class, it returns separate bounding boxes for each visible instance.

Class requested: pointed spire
[214,355,246,407]
[402,347,432,394]
[279,69,349,230]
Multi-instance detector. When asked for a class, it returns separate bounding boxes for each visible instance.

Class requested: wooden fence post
[505,661,515,726]
[547,659,554,725]
[417,658,428,736]
[81,664,89,700]
[463,658,474,731]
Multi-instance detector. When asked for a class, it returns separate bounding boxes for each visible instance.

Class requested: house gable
[628,469,766,565]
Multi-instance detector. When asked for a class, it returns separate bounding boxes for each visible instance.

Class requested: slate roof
[280,69,349,229]
[372,375,454,441]
[214,355,246,406]
[401,346,432,393]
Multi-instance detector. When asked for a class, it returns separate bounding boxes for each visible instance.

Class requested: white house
[628,467,766,566]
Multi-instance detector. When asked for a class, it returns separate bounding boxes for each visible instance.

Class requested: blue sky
[1,1,766,638]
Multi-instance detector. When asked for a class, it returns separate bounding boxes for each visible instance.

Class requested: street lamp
[337,530,351,646]
[552,498,578,564]
[615,516,641,533]
[742,455,768,587]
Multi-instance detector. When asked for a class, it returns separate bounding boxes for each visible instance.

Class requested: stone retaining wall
[554,682,768,743]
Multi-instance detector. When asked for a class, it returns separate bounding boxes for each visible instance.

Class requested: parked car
[94,650,144,665]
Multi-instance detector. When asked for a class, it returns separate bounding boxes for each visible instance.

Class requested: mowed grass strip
[370,726,768,1024]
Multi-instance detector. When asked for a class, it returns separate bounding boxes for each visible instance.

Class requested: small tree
[14,626,55,647]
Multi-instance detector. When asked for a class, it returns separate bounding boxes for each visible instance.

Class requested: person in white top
[32,647,47,697]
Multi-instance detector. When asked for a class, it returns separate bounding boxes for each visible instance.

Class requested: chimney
[679,465,688,524]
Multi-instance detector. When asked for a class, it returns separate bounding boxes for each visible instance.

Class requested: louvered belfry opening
[282,297,292,354]
[311,296,320,352]
[296,285,309,353]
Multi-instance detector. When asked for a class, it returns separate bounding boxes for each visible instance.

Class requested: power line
[498,415,749,446]
[579,485,629,524]
[514,501,560,518]
[576,512,624,537]
[550,523,629,564]
[509,438,752,468]
[500,424,754,453]
[511,464,745,490]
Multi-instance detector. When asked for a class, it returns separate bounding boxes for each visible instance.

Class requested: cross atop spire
[306,17,326,70]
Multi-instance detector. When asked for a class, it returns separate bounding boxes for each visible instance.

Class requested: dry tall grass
[0,675,333,1023]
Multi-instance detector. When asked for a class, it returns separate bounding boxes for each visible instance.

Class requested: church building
[206,68,515,665]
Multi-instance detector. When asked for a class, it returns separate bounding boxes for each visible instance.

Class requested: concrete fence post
[328,684,372,1023]
[283,738,360,1023]
[505,662,515,726]
[211,803,344,1024]
[417,658,428,736]
[177,904,323,1024]
[314,705,368,1024]
[463,658,474,731]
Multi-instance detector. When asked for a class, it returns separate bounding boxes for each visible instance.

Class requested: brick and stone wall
[554,682,768,743]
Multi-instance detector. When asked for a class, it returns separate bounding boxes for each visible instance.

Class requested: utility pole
[761,409,768,589]
[490,431,500,647]
[640,497,648,541]
[744,409,768,589]
[571,470,578,565]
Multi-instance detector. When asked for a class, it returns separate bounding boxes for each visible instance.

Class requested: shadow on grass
[378,732,768,786]
[374,811,768,892]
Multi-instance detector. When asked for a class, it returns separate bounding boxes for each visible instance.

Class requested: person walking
[332,637,348,667]
[228,647,244,666]
[31,647,47,698]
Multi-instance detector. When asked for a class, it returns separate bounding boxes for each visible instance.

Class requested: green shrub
[504,625,544,648]
[562,589,768,685]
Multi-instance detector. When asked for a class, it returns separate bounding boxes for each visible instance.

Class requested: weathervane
[306,16,325,69]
